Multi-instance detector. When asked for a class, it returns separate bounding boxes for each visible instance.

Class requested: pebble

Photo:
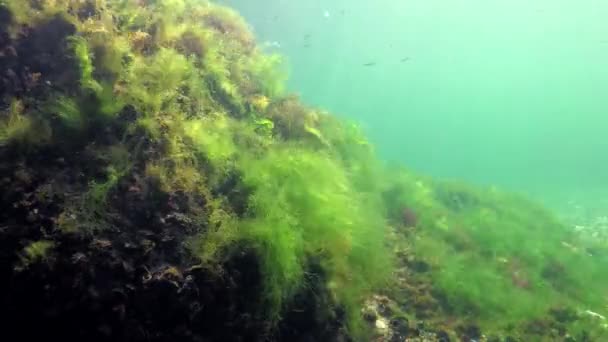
[376,317,389,331]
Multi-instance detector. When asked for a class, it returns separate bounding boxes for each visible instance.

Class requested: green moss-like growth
[383,168,608,339]
[0,99,51,148]
[0,1,392,340]
[17,240,54,269]
[1,0,606,341]
[192,144,392,330]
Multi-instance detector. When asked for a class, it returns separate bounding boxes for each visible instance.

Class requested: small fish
[323,10,330,18]
[303,43,311,48]
[561,241,579,253]
[262,41,281,49]
[304,34,311,39]
[340,9,345,15]
[400,57,410,62]
[363,62,376,67]
[128,185,142,193]
[273,15,279,21]
[585,310,606,320]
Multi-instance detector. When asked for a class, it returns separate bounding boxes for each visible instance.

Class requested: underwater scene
[0,0,606,341]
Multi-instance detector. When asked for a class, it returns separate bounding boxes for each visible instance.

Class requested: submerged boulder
[0,1,394,341]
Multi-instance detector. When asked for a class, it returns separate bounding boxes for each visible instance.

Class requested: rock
[362,306,377,322]
[456,324,482,341]
[90,239,112,249]
[376,317,389,331]
[436,330,451,341]
[390,317,410,341]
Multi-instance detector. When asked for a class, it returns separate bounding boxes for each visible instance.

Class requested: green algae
[1,0,607,340]
[18,240,54,269]
[383,167,608,338]
[0,0,392,338]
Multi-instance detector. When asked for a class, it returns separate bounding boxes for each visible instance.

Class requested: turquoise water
[224,0,608,207]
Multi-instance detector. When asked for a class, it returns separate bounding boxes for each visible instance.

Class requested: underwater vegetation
[0,0,607,341]
[382,169,608,340]
[0,0,389,340]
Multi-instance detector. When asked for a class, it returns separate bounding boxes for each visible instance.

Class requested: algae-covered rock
[381,168,608,340]
[1,1,607,342]
[0,0,391,341]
